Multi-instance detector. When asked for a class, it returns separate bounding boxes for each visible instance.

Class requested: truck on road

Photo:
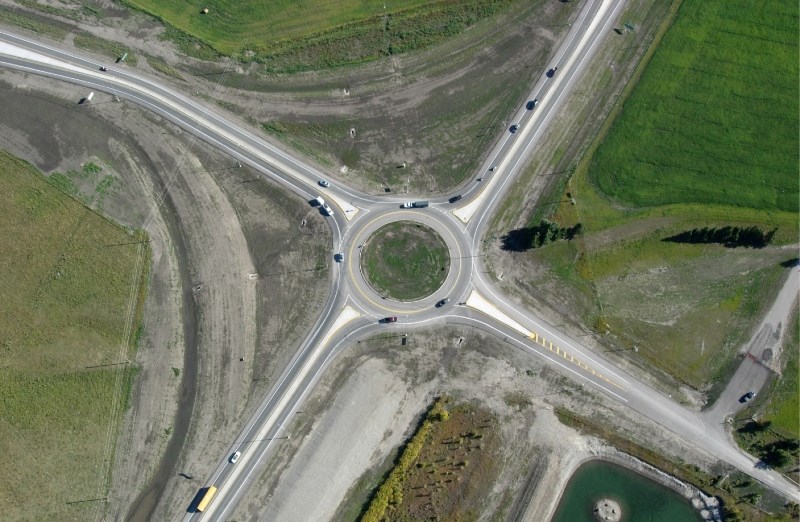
[196,485,218,512]
[412,201,428,208]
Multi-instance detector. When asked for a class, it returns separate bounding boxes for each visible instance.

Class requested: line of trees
[501,220,583,251]
[664,226,776,248]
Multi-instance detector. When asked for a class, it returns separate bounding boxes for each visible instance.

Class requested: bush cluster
[664,226,776,248]
[361,398,449,522]
[501,220,583,251]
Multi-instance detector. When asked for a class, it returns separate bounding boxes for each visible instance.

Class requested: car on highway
[547,67,558,77]
[318,179,330,187]
[509,124,519,133]
[322,204,334,216]
[435,298,450,308]
[334,252,344,262]
[526,99,539,110]
[380,316,398,323]
[489,166,497,171]
[99,66,108,72]
[401,202,414,208]
[448,195,463,203]
[230,451,241,464]
[739,391,756,403]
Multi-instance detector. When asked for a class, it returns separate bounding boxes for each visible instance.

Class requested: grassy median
[361,221,449,301]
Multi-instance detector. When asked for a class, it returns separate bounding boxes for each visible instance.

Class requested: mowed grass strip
[590,0,799,213]
[0,150,147,519]
[123,0,515,69]
[362,221,448,301]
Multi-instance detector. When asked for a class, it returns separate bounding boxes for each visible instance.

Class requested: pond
[551,460,701,522]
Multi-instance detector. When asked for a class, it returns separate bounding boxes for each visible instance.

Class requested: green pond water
[551,460,701,522]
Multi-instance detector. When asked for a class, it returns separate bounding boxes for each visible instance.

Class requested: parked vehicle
[739,391,756,403]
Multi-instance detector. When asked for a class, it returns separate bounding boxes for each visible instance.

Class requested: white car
[318,179,330,187]
[401,202,414,208]
[322,204,334,216]
[230,451,241,464]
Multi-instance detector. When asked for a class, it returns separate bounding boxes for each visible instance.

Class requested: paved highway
[0,0,797,518]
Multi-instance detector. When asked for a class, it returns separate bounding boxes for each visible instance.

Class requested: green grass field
[519,0,800,390]
[590,0,799,213]
[123,0,515,69]
[362,221,448,300]
[0,150,147,519]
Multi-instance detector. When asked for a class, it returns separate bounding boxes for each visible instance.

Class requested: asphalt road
[0,0,797,517]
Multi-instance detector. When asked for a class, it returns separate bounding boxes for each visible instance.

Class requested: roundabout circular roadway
[343,207,473,316]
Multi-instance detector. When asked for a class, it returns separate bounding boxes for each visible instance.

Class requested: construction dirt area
[232,327,722,521]
[0,0,775,520]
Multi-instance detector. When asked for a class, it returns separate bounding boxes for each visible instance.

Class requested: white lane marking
[465,290,532,337]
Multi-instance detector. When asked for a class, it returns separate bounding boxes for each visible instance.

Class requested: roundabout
[343,208,473,317]
[359,220,449,301]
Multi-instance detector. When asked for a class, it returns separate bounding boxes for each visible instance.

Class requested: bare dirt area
[1,0,581,194]
[0,67,330,520]
[231,326,719,521]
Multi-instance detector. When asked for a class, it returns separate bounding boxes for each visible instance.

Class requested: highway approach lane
[0,0,797,518]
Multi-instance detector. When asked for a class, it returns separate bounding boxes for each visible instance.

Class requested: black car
[448,195,463,203]
[380,316,398,323]
[509,124,519,133]
[435,298,450,308]
[526,99,539,110]
[739,391,756,403]
[99,66,108,72]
